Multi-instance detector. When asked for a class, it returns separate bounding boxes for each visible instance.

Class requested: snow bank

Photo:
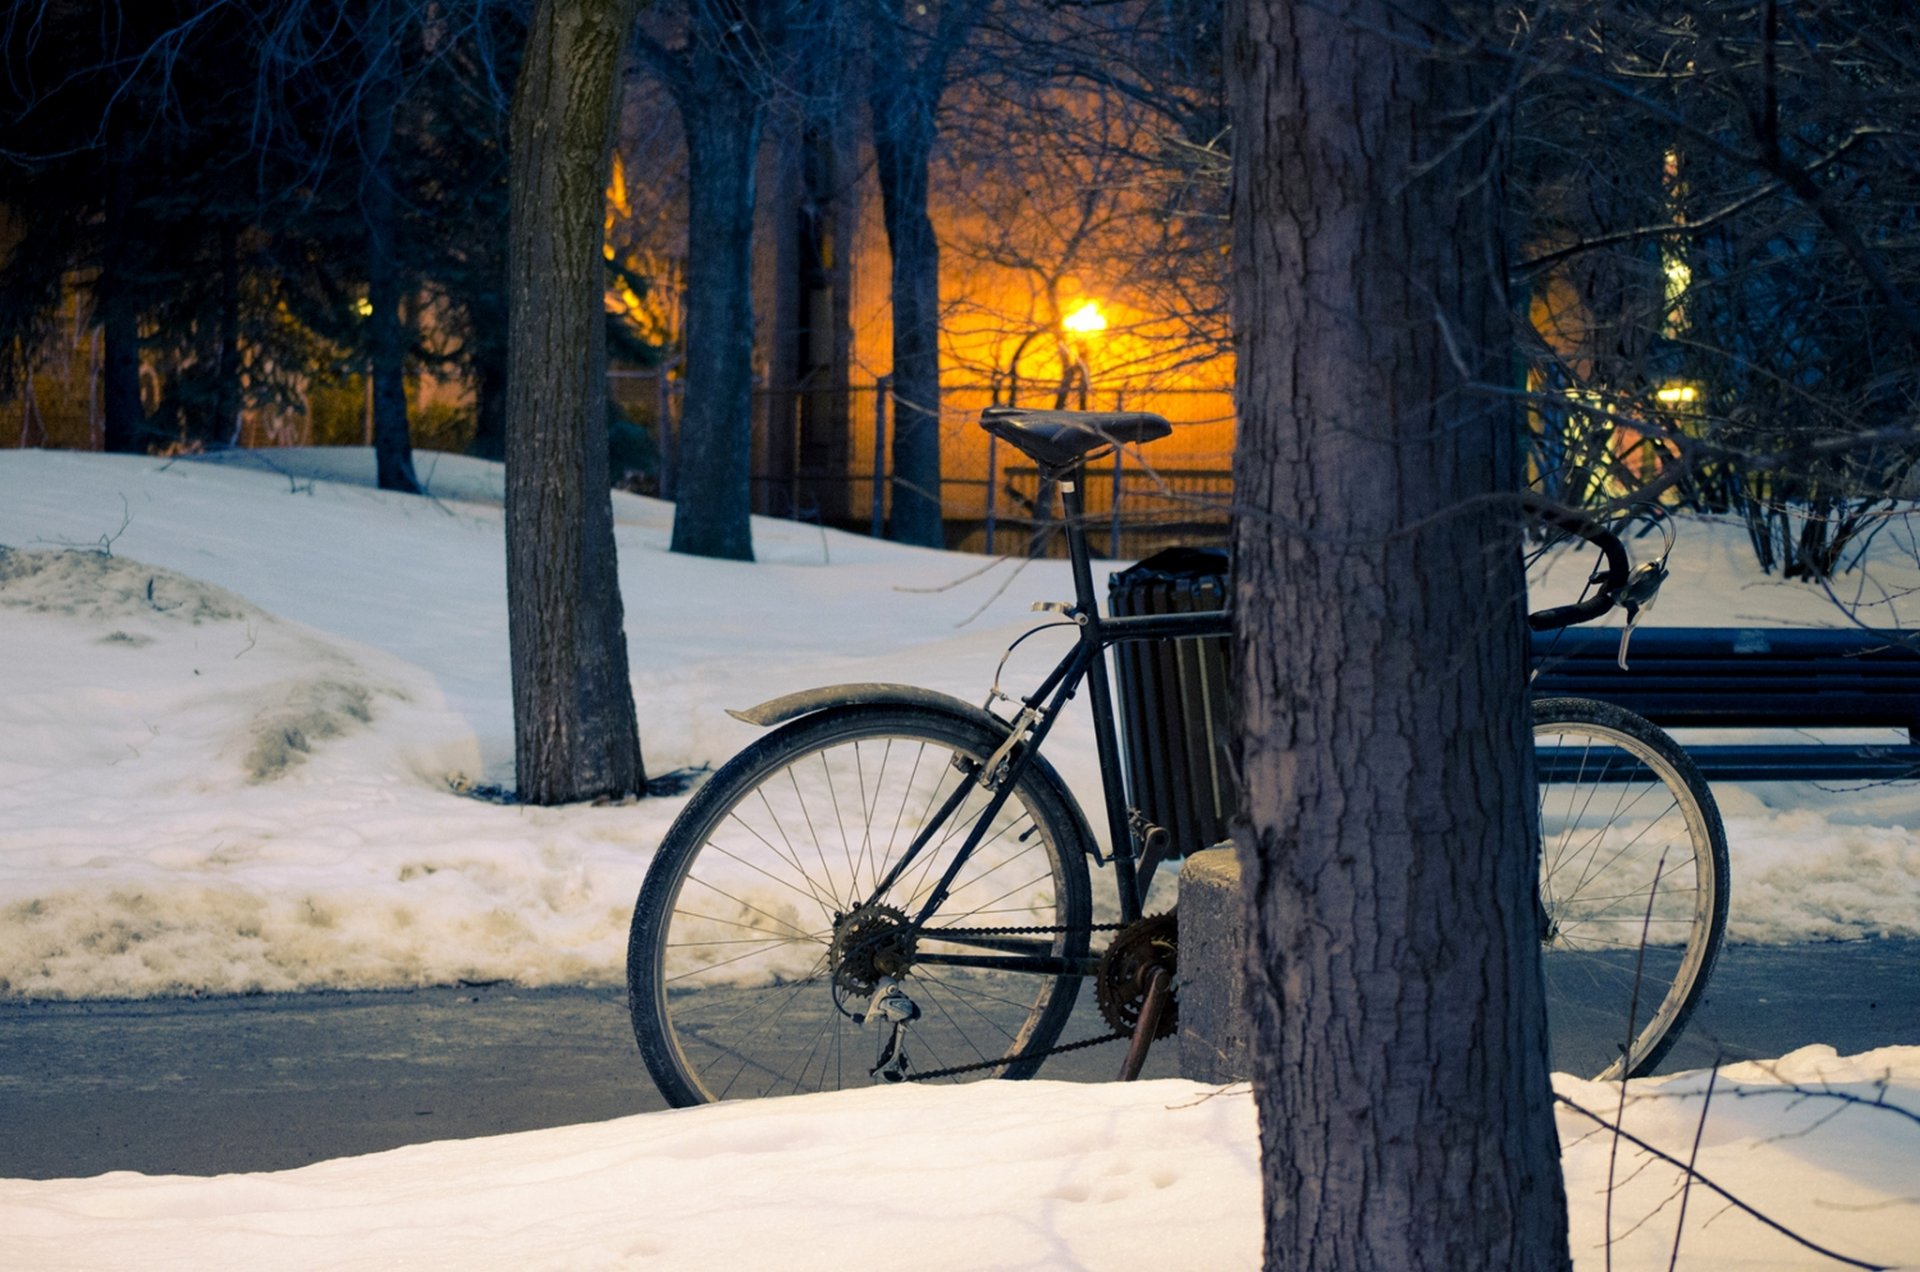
[2,1047,1915,1270]
[2,448,1918,999]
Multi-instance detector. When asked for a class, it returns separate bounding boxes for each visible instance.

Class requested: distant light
[1663,256,1692,295]
[1062,302,1107,335]
[1661,249,1691,337]
[1655,383,1700,405]
[354,297,374,318]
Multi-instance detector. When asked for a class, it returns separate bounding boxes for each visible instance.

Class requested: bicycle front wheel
[628,703,1096,1106]
[1534,696,1729,1080]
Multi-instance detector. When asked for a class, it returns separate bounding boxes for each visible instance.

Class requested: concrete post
[1177,847,1252,1084]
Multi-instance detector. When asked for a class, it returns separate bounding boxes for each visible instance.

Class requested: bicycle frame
[632,455,1728,1095]
[859,459,1230,975]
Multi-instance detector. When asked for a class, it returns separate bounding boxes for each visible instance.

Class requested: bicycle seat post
[1055,461,1102,616]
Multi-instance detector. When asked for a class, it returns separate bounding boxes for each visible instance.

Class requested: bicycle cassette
[829,903,917,998]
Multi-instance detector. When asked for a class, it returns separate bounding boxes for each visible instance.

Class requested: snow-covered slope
[1,447,1916,998]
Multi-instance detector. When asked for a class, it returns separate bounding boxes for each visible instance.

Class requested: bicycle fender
[727,683,1004,733]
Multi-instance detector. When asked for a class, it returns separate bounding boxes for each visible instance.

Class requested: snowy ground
[1,447,1916,1268]
[1,1051,1915,1270]
[3,447,1918,1000]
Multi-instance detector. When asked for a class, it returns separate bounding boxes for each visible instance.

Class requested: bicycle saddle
[979,406,1173,470]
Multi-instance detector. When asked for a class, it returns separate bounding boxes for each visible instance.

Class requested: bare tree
[636,0,799,561]
[1226,0,1570,1267]
[0,0,512,466]
[505,0,647,804]
[360,0,426,492]
[954,0,1231,387]
[1511,0,1920,577]
[859,0,986,547]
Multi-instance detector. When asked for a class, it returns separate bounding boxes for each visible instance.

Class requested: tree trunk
[505,0,646,806]
[100,126,146,454]
[366,262,420,490]
[215,219,243,447]
[668,81,762,561]
[363,0,424,493]
[99,282,144,452]
[468,334,508,461]
[868,25,944,548]
[1224,2,1570,1268]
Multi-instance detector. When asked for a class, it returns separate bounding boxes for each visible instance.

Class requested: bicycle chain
[922,920,1128,938]
[900,919,1132,1082]
[904,1027,1130,1081]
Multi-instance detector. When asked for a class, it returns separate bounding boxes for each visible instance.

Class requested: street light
[1062,301,1107,336]
[1060,300,1106,409]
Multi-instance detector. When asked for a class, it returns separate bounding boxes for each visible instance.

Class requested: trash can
[1106,547,1237,862]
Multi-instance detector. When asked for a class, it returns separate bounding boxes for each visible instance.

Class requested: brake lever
[1613,560,1670,669]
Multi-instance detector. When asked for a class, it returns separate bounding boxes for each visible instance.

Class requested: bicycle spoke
[1534,699,1727,1082]
[633,707,1093,1104]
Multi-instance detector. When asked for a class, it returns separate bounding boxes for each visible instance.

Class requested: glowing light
[1663,255,1692,310]
[353,297,374,318]
[1062,302,1107,335]
[1655,383,1700,406]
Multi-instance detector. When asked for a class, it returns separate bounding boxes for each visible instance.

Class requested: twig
[1165,1081,1252,1110]
[1555,1094,1892,1271]
[1608,849,1669,1271]
[1669,1062,1721,1272]
[953,557,1039,628]
[1718,1081,1920,1133]
[893,553,1018,593]
[34,494,132,557]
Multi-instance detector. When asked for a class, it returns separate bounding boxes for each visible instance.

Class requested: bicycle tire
[628,702,1097,1106]
[1534,696,1730,1079]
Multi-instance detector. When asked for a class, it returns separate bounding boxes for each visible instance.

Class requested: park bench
[1528,626,1920,781]
[1107,545,1920,1088]
[1107,550,1920,863]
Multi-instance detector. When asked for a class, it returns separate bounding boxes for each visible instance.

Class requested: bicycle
[627,406,1730,1104]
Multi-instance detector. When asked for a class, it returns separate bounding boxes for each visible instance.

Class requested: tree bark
[869,68,943,547]
[100,122,146,454]
[215,219,243,447]
[505,0,646,805]
[668,78,761,561]
[468,334,508,461]
[363,0,424,493]
[99,281,144,452]
[765,113,853,524]
[1224,2,1570,1268]
[865,0,971,549]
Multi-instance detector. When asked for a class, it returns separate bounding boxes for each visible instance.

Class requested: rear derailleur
[828,903,923,1083]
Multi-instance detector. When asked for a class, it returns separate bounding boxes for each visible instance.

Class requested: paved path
[1,939,1913,1180]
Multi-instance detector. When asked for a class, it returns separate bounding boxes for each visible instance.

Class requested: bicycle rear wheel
[1534,696,1729,1079]
[628,703,1096,1106]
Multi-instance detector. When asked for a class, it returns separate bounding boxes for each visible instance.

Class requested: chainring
[1095,911,1179,1038]
[829,903,917,998]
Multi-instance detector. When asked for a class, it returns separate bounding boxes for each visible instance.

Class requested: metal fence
[611,370,1236,559]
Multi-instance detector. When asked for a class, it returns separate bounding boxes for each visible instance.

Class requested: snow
[0,1051,1915,1270]
[1,447,1917,1269]
[2,449,1917,998]
[0,448,1111,998]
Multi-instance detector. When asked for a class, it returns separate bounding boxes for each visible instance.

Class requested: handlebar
[1526,501,1631,632]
